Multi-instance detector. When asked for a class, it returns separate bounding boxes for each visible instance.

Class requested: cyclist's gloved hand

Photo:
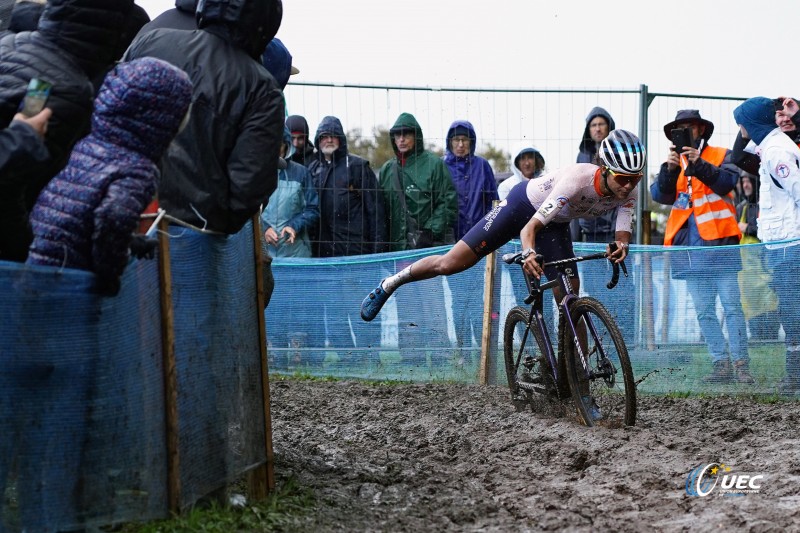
[130,234,159,260]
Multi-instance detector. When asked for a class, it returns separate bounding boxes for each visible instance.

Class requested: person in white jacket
[497,147,545,200]
[734,96,800,394]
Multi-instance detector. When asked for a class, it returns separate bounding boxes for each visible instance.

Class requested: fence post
[248,214,275,498]
[157,216,181,514]
[479,200,501,385]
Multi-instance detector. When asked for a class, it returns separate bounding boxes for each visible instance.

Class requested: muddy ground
[271,380,800,532]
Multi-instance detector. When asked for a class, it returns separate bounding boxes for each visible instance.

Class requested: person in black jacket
[0,0,134,261]
[308,116,385,257]
[124,0,285,234]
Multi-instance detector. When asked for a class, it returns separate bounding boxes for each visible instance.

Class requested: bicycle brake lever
[620,259,628,277]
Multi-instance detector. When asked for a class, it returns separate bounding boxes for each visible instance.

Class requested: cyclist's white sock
[381,266,413,293]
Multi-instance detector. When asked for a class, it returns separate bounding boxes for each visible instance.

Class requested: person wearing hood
[443,120,498,240]
[307,115,385,364]
[378,112,457,251]
[124,0,285,234]
[497,147,545,200]
[651,109,751,384]
[286,114,316,167]
[26,57,193,294]
[377,112,457,369]
[309,115,385,257]
[443,120,497,364]
[572,107,617,243]
[734,96,800,393]
[0,0,135,261]
[12,57,191,530]
[730,96,800,176]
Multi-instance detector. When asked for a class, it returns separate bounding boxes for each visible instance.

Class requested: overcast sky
[135,0,797,99]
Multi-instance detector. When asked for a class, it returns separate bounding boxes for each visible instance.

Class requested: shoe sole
[360,286,390,322]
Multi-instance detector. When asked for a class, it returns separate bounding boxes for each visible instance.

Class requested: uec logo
[685,462,764,497]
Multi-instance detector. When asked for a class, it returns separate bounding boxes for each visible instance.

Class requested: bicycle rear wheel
[564,297,636,427]
[503,306,555,408]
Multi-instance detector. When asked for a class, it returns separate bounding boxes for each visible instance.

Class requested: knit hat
[733,97,777,145]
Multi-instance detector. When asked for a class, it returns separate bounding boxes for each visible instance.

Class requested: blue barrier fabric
[269,241,795,394]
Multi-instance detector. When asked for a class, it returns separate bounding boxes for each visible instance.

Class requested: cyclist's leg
[362,185,535,321]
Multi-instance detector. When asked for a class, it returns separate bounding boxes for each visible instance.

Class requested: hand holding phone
[20,78,52,118]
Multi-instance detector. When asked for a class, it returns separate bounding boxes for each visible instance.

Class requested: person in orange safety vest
[651,109,752,385]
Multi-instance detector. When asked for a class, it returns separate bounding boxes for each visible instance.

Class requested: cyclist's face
[606,169,642,198]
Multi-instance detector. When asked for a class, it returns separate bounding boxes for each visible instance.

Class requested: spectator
[443,119,498,365]
[734,97,800,393]
[735,171,779,341]
[309,115,385,257]
[286,114,316,167]
[572,106,617,243]
[138,0,197,33]
[261,37,298,92]
[0,0,135,261]
[444,120,498,240]
[124,0,285,235]
[377,112,458,369]
[651,109,752,384]
[497,147,545,200]
[26,58,193,296]
[731,96,800,175]
[307,115,385,364]
[378,112,457,251]
[261,126,319,258]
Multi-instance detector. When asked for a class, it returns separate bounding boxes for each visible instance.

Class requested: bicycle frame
[504,247,627,391]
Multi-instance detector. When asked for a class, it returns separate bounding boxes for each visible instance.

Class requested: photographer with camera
[651,109,752,384]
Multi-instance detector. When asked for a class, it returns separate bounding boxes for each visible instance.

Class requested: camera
[773,97,785,112]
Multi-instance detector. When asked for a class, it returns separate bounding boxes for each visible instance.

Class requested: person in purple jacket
[26,57,193,296]
[443,119,498,365]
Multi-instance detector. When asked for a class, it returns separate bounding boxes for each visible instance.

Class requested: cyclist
[361,129,645,322]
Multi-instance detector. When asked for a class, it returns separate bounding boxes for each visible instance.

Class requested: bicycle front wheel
[564,297,636,427]
[503,306,555,407]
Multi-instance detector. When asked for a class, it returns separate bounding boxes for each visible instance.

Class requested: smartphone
[20,78,52,117]
[670,127,692,154]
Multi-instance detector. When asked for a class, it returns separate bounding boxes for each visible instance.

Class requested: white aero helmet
[599,129,646,174]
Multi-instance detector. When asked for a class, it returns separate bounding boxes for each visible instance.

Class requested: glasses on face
[608,169,643,186]
[393,131,414,140]
[451,136,471,146]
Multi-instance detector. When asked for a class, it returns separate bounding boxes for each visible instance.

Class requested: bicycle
[501,244,636,427]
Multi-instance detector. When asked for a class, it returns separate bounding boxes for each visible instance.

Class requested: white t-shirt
[525,163,637,234]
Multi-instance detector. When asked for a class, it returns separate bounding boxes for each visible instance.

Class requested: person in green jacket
[378,112,457,251]
[377,112,457,370]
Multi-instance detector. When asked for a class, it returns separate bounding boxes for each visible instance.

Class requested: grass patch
[120,477,313,533]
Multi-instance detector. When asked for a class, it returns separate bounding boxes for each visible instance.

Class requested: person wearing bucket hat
[734,96,800,394]
[651,109,751,384]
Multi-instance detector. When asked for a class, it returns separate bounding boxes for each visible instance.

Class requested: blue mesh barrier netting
[268,240,797,395]
[0,221,266,532]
